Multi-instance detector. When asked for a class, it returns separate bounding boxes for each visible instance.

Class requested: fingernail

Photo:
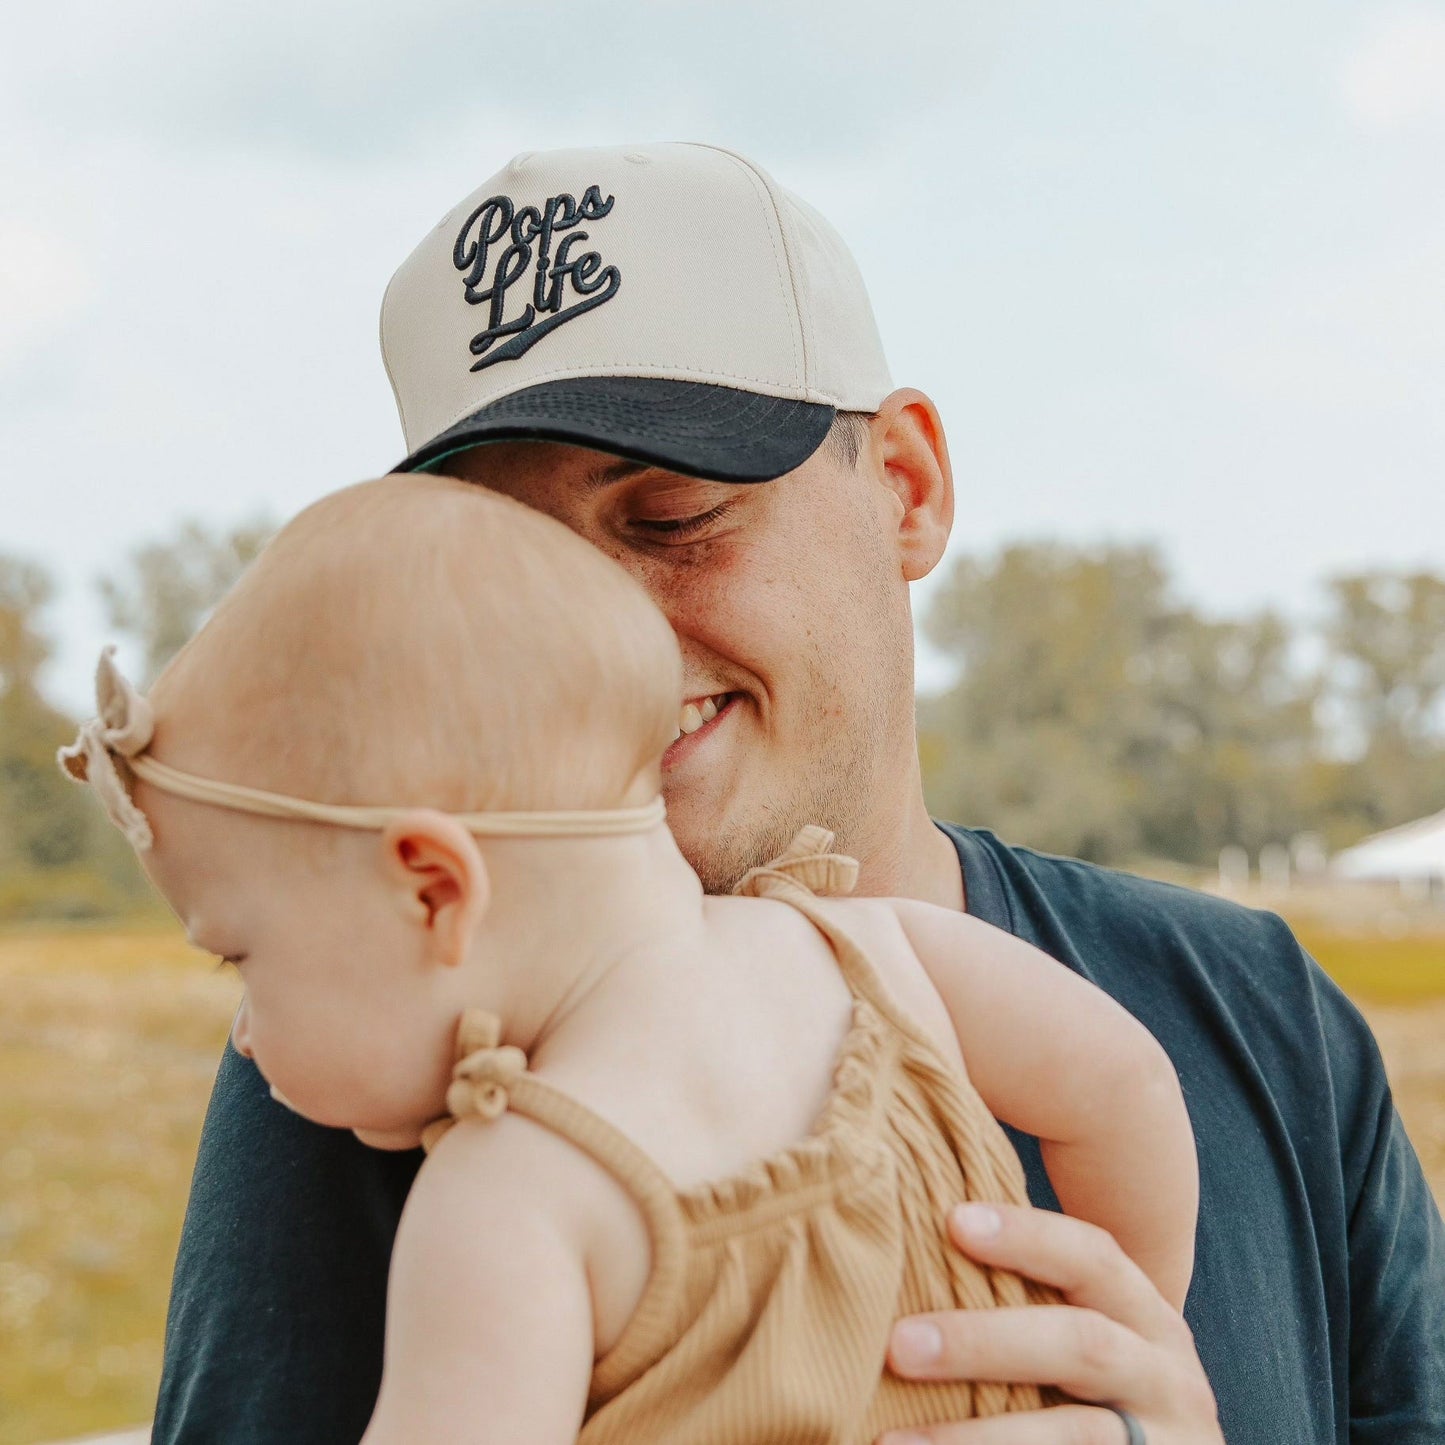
[953,1202,1002,1239]
[890,1319,942,1366]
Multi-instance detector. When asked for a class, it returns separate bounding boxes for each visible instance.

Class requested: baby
[63,474,1197,1444]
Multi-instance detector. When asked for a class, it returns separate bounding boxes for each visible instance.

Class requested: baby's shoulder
[419,1108,613,1233]
[420,1107,653,1356]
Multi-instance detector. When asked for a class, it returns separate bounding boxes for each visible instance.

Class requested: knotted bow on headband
[58,647,667,851]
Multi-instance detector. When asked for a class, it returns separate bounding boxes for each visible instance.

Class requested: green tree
[0,554,156,918]
[1138,610,1318,862]
[919,542,1318,866]
[1324,572,1445,750]
[0,555,53,696]
[920,544,1174,861]
[1316,571,1445,836]
[98,516,274,684]
[0,556,86,868]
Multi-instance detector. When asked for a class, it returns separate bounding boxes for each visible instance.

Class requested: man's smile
[663,692,740,772]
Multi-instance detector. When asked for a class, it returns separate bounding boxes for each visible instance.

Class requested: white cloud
[0,222,95,372]
[1340,5,1445,131]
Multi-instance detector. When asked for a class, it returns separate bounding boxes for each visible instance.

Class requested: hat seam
[690,145,804,392]
[735,160,816,394]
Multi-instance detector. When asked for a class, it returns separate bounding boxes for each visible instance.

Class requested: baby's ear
[380,810,490,966]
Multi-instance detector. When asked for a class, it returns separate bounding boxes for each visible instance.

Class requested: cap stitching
[729,162,816,393]
[685,145,803,389]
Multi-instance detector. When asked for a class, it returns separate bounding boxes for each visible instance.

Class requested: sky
[2,0,1443,710]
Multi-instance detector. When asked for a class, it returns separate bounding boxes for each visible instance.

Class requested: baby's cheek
[243,1004,342,1122]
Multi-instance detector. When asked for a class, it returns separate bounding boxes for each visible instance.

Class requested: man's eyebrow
[580,457,657,492]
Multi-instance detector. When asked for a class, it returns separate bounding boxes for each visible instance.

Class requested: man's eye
[633,502,732,538]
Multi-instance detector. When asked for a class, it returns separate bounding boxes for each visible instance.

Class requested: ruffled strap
[418,1006,692,1400]
[733,824,859,900]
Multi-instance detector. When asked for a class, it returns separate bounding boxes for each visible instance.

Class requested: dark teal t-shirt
[152,826,1445,1442]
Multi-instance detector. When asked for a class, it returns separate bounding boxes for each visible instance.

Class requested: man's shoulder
[940,822,1343,1051]
[944,823,1390,1161]
[944,822,1298,962]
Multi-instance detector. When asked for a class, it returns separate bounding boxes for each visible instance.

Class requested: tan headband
[58,647,666,852]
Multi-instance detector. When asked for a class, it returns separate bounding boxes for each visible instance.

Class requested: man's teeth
[677,694,726,737]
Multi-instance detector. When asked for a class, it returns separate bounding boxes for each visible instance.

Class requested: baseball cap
[380,142,892,483]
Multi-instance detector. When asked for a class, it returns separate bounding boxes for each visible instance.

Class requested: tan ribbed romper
[428,828,1061,1443]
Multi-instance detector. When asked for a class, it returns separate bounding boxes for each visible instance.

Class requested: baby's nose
[231,999,254,1060]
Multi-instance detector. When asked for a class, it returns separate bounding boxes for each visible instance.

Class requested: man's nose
[231,999,254,1059]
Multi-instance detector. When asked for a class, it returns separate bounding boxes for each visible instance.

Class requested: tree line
[919,544,1445,866]
[1,521,270,920]
[2,522,1442,919]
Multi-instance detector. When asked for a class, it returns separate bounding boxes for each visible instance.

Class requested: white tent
[1331,808,1445,884]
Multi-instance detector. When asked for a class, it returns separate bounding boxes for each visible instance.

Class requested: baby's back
[500,881,1053,1440]
[533,893,952,1199]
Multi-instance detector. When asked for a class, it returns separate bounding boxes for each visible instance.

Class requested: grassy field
[1,917,1443,1445]
[0,928,240,1445]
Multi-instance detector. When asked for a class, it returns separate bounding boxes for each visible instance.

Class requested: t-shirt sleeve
[1305,942,1445,1441]
[152,1042,421,1445]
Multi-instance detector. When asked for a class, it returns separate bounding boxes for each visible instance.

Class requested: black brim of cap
[394,376,836,484]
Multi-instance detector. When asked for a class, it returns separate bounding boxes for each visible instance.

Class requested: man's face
[444,434,921,893]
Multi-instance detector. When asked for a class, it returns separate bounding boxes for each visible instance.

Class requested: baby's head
[150,472,680,816]
[91,474,682,1143]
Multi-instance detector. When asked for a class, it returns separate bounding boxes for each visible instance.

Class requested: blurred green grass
[1,916,1442,1445]
[0,926,239,1445]
[1295,928,1445,1003]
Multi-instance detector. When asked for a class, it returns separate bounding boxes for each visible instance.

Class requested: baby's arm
[361,1115,595,1445]
[892,901,1198,1311]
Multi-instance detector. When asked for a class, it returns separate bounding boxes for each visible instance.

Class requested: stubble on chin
[674,768,866,897]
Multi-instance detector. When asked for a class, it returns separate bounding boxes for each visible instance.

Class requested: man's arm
[153,1043,421,1445]
[893,899,1198,1311]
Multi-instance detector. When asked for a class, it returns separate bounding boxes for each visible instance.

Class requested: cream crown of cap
[380,142,892,482]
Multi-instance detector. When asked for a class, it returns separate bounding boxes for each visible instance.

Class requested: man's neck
[848,784,966,911]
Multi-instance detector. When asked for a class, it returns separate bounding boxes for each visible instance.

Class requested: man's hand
[877,1204,1223,1445]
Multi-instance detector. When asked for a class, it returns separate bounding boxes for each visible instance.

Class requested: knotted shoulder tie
[421,1010,529,1152]
[732,824,859,900]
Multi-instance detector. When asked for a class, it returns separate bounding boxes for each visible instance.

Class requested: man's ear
[865,388,954,582]
[380,810,490,967]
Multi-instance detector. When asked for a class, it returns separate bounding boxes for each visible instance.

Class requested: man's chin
[665,796,741,889]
